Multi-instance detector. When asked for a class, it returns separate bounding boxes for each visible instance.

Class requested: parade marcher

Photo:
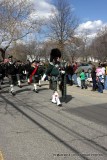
[38,62,45,87]
[25,60,31,84]
[42,48,64,106]
[15,60,23,88]
[66,62,74,85]
[6,56,17,95]
[28,60,40,93]
[75,65,82,87]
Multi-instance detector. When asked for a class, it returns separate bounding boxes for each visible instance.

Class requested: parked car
[75,63,92,73]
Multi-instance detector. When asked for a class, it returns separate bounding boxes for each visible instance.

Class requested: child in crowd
[80,69,87,89]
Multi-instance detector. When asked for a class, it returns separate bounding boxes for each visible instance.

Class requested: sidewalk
[67,84,107,99]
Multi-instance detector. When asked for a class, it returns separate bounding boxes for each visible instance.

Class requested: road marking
[0,151,4,160]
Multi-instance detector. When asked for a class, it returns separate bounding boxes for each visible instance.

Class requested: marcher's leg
[54,91,62,106]
[52,92,56,103]
[9,75,16,95]
[32,76,38,93]
[28,78,30,84]
[51,81,62,106]
[33,83,38,93]
[16,74,22,88]
[38,79,41,87]
[10,83,16,95]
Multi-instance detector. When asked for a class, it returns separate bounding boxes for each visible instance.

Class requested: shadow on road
[0,93,107,159]
[64,103,107,127]
[60,95,74,103]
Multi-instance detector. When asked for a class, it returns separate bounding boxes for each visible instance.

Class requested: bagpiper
[42,48,66,106]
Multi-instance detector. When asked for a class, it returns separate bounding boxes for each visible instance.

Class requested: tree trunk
[0,48,5,60]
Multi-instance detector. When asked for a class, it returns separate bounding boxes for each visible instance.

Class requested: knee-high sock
[52,94,56,103]
[34,83,37,90]
[18,80,21,86]
[39,80,41,85]
[56,96,61,105]
[10,84,14,92]
[54,91,61,105]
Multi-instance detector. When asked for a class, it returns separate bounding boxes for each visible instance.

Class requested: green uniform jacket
[46,62,60,76]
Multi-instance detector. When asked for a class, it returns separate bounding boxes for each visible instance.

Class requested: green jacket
[80,72,86,80]
[46,62,60,76]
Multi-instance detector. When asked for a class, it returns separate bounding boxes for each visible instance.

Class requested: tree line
[0,0,107,63]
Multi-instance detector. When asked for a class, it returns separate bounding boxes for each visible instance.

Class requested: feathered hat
[50,48,61,62]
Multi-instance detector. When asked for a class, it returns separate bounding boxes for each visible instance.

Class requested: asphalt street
[0,80,107,160]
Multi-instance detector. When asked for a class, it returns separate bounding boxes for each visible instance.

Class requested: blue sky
[29,0,107,40]
[71,0,107,23]
[2,0,107,47]
[24,0,107,41]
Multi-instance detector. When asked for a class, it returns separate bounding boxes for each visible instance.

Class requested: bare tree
[9,40,41,61]
[64,37,83,62]
[76,29,94,62]
[48,0,79,56]
[38,40,57,61]
[89,27,107,62]
[0,0,41,60]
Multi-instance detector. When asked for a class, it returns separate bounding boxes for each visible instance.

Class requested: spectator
[104,62,107,89]
[72,62,78,85]
[96,64,104,93]
[80,69,87,89]
[75,65,82,87]
[66,62,74,85]
[91,65,97,91]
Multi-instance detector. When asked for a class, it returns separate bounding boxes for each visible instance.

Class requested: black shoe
[76,85,80,87]
[91,89,95,91]
[11,91,16,96]
[33,89,38,93]
[18,85,22,88]
[39,85,41,87]
[57,103,62,107]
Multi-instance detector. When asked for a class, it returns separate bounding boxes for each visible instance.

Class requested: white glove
[61,70,65,74]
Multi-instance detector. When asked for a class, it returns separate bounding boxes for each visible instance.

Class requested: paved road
[0,80,107,160]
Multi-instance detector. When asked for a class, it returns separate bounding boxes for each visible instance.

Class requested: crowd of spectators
[66,61,107,93]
